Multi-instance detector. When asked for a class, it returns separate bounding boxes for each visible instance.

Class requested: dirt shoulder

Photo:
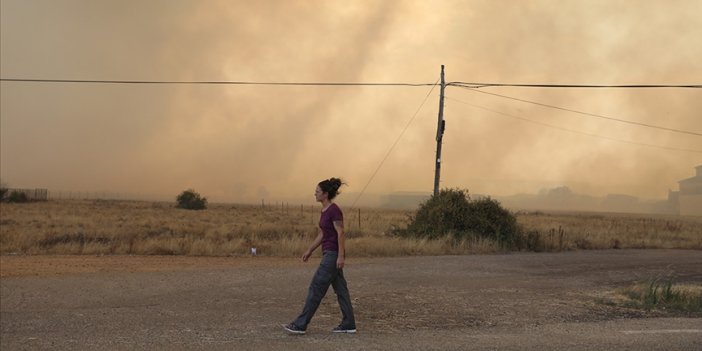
[0,255,300,278]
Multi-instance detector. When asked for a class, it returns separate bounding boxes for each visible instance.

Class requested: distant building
[668,165,702,216]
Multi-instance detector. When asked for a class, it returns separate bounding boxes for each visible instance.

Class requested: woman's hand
[333,220,346,269]
[302,230,323,262]
[302,249,313,262]
[336,255,345,269]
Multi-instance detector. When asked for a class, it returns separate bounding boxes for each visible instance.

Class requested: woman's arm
[333,220,345,269]
[302,228,323,262]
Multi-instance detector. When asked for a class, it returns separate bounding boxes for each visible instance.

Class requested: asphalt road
[1,250,701,350]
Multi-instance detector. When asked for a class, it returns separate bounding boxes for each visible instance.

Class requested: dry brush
[1,200,700,256]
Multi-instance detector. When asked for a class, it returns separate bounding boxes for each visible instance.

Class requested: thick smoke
[1,0,700,205]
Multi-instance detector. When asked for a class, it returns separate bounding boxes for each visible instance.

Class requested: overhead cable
[444,96,702,154]
[2,78,700,89]
[0,78,434,87]
[454,86,702,137]
[449,82,702,89]
[351,79,440,208]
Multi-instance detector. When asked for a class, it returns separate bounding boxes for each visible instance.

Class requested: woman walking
[283,178,356,335]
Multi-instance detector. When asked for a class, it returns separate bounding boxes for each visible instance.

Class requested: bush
[619,279,702,313]
[7,190,29,203]
[176,189,207,210]
[0,180,8,201]
[397,188,520,247]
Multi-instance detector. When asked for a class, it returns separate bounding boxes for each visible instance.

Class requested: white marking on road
[622,329,702,335]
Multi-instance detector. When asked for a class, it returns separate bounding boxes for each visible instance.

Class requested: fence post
[358,208,361,230]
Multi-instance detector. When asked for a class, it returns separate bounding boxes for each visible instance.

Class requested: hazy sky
[1,0,701,204]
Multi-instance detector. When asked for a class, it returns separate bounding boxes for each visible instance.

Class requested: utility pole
[433,65,446,197]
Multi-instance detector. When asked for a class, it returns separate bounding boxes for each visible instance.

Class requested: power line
[454,86,702,137]
[0,78,434,87]
[2,78,700,89]
[351,79,440,207]
[444,96,702,154]
[449,82,702,89]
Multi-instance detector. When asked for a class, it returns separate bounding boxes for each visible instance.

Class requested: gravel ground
[1,250,701,350]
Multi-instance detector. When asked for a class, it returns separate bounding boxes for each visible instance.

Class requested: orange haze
[2,0,701,205]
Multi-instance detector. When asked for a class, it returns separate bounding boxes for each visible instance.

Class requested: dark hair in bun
[318,177,345,200]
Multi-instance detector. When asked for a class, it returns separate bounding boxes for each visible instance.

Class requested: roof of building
[678,165,702,184]
[679,176,702,184]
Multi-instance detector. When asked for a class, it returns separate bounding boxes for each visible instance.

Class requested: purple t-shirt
[320,203,343,252]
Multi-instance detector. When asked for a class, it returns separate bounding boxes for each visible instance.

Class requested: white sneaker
[332,325,357,334]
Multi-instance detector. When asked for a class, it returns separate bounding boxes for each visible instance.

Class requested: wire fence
[46,191,142,201]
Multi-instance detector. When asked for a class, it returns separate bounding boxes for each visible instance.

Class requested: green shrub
[7,190,29,203]
[619,278,702,313]
[176,189,207,210]
[397,188,520,247]
[523,230,545,252]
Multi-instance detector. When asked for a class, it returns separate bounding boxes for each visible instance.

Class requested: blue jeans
[293,251,355,330]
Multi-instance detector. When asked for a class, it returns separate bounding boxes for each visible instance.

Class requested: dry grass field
[1,200,700,256]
